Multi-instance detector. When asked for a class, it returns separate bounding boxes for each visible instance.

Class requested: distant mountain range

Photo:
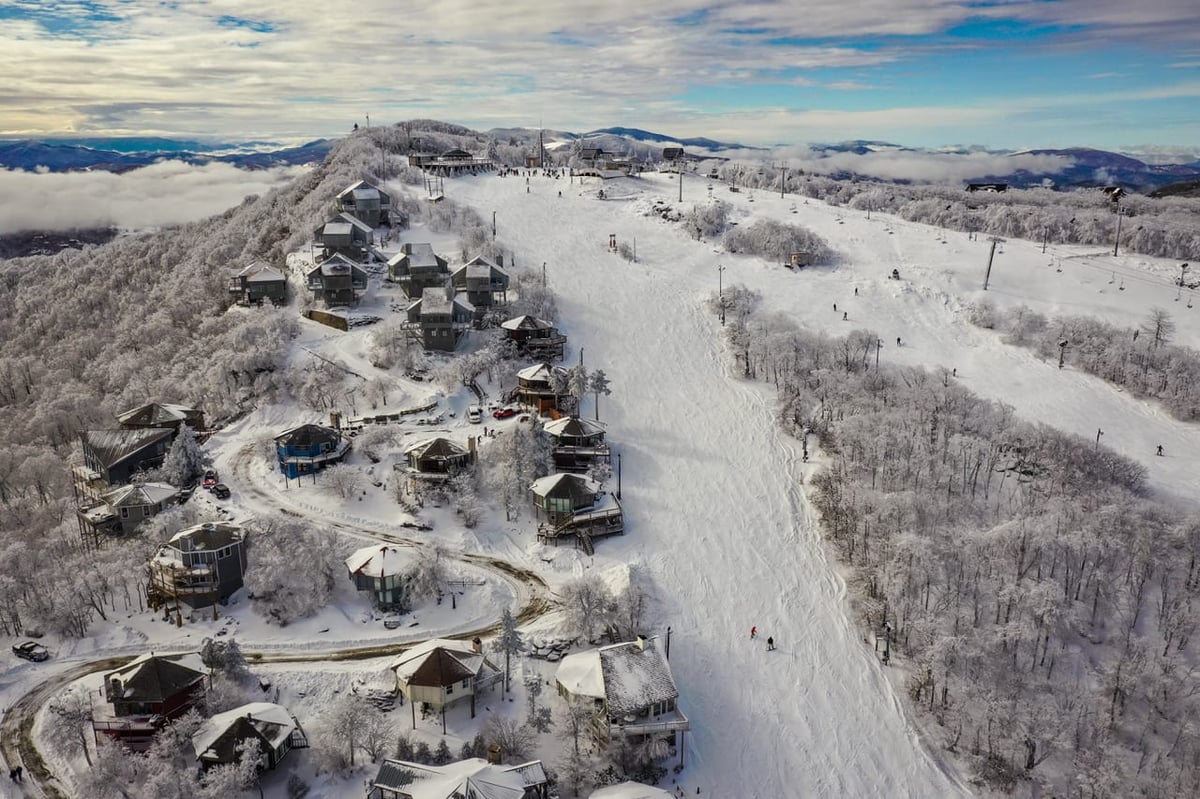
[0,137,334,172]
[4,126,1200,192]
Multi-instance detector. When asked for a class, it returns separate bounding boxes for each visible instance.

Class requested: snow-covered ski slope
[449,171,1197,796]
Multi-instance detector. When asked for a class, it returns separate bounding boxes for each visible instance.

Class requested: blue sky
[1,0,1197,152]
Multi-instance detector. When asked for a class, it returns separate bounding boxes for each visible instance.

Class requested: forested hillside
[0,124,497,638]
[713,287,1200,796]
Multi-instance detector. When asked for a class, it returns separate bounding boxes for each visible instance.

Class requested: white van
[467,405,482,423]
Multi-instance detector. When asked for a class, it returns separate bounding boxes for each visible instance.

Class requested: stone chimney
[486,743,502,765]
[472,636,482,653]
[330,410,342,430]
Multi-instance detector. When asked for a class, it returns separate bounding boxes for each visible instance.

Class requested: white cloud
[0,161,306,234]
[711,145,1075,183]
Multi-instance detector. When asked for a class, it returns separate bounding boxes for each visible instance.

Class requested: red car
[202,470,220,489]
[492,407,518,419]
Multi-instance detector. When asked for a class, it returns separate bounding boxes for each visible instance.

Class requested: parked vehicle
[211,484,231,500]
[467,405,482,423]
[202,470,220,489]
[12,641,49,662]
[492,407,518,419]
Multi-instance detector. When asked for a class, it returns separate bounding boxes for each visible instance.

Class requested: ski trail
[454,176,969,796]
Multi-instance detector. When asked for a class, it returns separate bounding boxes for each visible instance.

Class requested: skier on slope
[767,636,775,651]
[750,626,757,639]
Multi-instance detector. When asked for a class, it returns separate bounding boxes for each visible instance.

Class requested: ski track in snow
[456,176,970,796]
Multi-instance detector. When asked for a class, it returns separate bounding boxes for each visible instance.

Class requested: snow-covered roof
[116,402,198,426]
[405,437,469,459]
[516,362,565,383]
[556,639,680,716]
[166,522,245,552]
[101,481,178,508]
[369,757,544,799]
[500,314,553,331]
[336,179,373,199]
[391,639,495,687]
[238,261,286,282]
[555,649,605,699]
[275,424,341,448]
[337,212,374,234]
[420,286,453,314]
[345,544,412,579]
[105,652,206,702]
[530,472,600,499]
[82,428,174,468]
[589,782,674,799]
[322,221,353,237]
[543,416,605,439]
[389,242,441,269]
[192,702,298,764]
[309,253,366,278]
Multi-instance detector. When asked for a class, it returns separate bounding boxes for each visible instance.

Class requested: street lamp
[717,265,727,326]
[1058,339,1069,369]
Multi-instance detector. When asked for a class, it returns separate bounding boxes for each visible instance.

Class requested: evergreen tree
[493,606,525,693]
[159,422,209,487]
[589,370,612,421]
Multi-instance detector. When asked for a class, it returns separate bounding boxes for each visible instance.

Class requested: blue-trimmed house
[274,424,351,478]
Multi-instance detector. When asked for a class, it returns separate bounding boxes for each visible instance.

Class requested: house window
[142,506,151,517]
[120,507,130,519]
[446,683,454,695]
[462,678,470,689]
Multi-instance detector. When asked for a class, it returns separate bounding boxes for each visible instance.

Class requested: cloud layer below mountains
[0,161,306,235]
[717,147,1075,184]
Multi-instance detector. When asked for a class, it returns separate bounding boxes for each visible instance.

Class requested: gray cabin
[228,261,288,306]
[405,288,474,352]
[78,481,179,540]
[313,212,374,259]
[148,522,248,610]
[336,180,392,227]
[450,255,509,319]
[307,253,368,307]
[388,242,450,298]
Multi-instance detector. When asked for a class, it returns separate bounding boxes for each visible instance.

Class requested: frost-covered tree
[568,364,589,411]
[561,574,616,642]
[46,685,95,766]
[157,423,210,487]
[200,636,249,680]
[405,544,445,602]
[323,462,364,499]
[243,517,345,625]
[482,716,535,764]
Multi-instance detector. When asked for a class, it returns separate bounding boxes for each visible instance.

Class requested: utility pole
[1179,263,1189,287]
[542,261,547,286]
[616,451,621,500]
[1042,227,1048,254]
[875,337,882,371]
[983,237,1004,290]
[492,211,496,240]
[1095,428,1104,450]
[678,163,683,203]
[1058,339,1069,369]
[780,165,787,198]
